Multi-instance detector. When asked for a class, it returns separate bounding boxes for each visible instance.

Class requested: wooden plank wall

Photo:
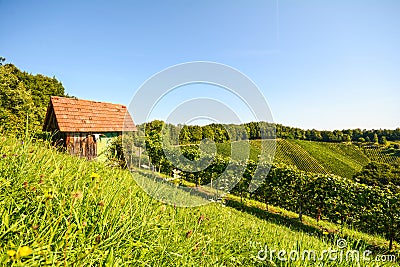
[66,133,97,160]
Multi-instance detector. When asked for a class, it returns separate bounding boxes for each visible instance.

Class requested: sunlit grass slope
[0,137,396,266]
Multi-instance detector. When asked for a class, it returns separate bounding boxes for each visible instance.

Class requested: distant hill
[216,139,400,178]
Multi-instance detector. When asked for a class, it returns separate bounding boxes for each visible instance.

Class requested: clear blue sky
[1,0,399,130]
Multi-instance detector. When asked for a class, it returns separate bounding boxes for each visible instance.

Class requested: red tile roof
[44,96,137,132]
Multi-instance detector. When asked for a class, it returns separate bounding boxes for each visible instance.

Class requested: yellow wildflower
[45,192,53,199]
[7,250,16,257]
[18,246,32,257]
[7,246,32,259]
[91,172,100,179]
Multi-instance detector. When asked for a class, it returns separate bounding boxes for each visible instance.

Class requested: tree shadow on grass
[225,198,395,254]
[225,198,324,236]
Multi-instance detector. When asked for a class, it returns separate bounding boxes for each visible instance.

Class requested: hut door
[86,134,97,160]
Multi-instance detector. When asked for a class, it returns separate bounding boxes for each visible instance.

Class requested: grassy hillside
[274,140,328,174]
[1,137,398,266]
[216,139,400,178]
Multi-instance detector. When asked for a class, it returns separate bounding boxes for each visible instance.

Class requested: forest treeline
[136,120,400,146]
[0,58,65,134]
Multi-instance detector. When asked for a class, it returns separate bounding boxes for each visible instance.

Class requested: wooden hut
[43,96,137,160]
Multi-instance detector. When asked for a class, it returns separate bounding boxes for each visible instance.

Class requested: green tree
[373,133,379,144]
[0,63,65,134]
[343,134,351,142]
[202,125,214,140]
[0,65,34,134]
[179,125,191,145]
[380,136,388,146]
[189,125,202,143]
[353,162,400,187]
